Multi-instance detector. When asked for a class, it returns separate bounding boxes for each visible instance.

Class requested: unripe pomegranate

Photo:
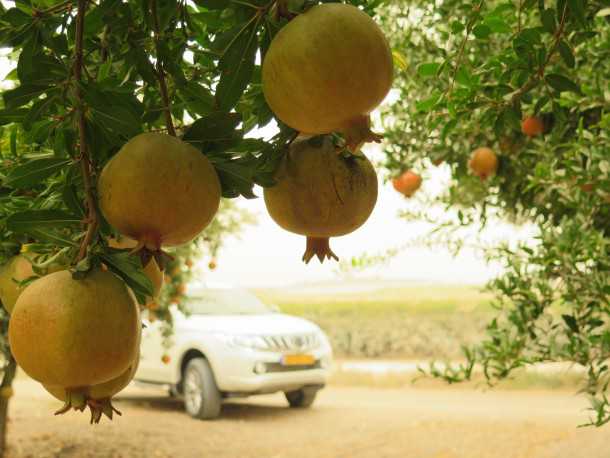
[108,236,164,305]
[264,136,378,263]
[98,133,221,250]
[0,255,33,314]
[521,116,544,137]
[44,351,140,423]
[0,253,64,313]
[9,269,140,387]
[262,4,393,152]
[392,171,422,198]
[468,147,498,180]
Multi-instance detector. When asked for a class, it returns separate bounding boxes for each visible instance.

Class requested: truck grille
[262,333,319,352]
[264,361,321,373]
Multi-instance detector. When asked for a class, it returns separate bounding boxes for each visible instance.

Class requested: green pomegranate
[44,350,140,423]
[264,136,378,263]
[9,268,140,387]
[262,3,393,152]
[0,251,64,314]
[98,133,221,251]
[0,255,33,314]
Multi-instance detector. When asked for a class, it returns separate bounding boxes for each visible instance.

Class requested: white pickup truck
[135,287,333,419]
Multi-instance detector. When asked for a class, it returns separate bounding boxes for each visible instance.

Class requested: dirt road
[6,379,610,458]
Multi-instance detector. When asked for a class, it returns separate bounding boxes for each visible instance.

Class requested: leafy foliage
[378,0,610,425]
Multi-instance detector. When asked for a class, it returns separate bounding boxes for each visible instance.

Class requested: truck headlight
[216,333,269,351]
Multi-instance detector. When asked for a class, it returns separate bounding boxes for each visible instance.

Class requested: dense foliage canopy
[378,0,610,425]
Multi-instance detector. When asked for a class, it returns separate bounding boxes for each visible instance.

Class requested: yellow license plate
[281,354,315,366]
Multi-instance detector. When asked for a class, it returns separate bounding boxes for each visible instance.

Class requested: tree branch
[150,0,176,137]
[508,4,569,106]
[74,0,98,263]
[447,0,484,98]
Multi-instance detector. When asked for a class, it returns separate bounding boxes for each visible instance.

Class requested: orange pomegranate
[521,116,544,137]
[392,171,422,198]
[468,147,498,180]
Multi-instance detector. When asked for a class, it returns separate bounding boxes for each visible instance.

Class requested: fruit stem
[340,115,383,153]
[74,0,99,264]
[150,0,176,137]
[302,237,339,264]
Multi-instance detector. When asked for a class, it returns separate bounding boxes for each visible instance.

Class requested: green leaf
[472,24,492,39]
[216,17,260,111]
[198,0,229,10]
[533,95,550,114]
[415,92,441,113]
[62,184,85,217]
[567,0,586,26]
[545,73,581,94]
[101,252,153,305]
[562,314,579,333]
[182,112,242,154]
[6,210,81,234]
[3,84,49,109]
[178,81,214,116]
[0,108,28,125]
[558,40,575,68]
[540,9,556,34]
[417,62,441,77]
[89,105,142,137]
[23,95,57,131]
[3,157,71,188]
[483,16,511,34]
[450,20,465,34]
[455,67,472,87]
[210,156,258,199]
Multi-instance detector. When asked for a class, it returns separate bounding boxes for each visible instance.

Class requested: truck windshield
[186,289,273,315]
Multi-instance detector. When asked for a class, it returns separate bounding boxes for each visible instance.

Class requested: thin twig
[447,0,484,98]
[517,0,523,33]
[74,0,98,263]
[33,0,73,17]
[508,3,569,106]
[150,0,176,137]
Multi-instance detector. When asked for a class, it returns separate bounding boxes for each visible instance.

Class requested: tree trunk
[0,355,17,457]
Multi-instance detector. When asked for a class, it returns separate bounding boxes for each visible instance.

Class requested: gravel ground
[5,379,609,458]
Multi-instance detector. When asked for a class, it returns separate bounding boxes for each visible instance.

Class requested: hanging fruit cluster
[0,1,395,424]
[262,3,392,262]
